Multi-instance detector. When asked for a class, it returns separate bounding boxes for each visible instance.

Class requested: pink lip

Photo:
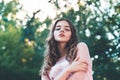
[59,33,65,37]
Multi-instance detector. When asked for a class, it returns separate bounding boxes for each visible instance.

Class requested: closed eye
[65,28,71,31]
[55,27,60,30]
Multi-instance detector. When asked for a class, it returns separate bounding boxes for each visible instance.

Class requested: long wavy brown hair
[41,18,79,76]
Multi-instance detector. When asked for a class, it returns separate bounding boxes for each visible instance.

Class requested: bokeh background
[0,0,120,80]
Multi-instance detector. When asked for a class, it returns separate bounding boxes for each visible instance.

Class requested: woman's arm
[68,42,92,80]
[54,68,71,80]
[53,42,91,80]
[54,62,88,80]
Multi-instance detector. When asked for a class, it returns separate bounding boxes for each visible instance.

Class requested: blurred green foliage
[0,0,120,80]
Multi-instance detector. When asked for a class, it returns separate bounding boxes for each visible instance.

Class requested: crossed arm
[42,42,91,80]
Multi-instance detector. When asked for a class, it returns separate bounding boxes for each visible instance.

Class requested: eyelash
[55,28,60,30]
[65,29,70,31]
[55,28,70,31]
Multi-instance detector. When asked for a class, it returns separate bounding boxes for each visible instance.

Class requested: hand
[68,56,88,73]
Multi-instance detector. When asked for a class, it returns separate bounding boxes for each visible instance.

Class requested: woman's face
[53,20,72,43]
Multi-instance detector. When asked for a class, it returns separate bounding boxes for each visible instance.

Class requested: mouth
[59,34,65,37]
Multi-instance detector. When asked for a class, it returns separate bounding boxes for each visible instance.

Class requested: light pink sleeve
[68,42,93,80]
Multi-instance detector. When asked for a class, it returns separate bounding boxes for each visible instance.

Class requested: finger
[83,64,88,70]
[81,66,88,72]
[80,61,88,65]
[79,63,88,69]
[82,68,88,72]
[82,63,88,67]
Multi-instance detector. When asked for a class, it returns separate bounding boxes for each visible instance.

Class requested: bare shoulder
[76,42,90,61]
[77,42,88,49]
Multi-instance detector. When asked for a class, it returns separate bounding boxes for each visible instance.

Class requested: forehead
[56,20,70,27]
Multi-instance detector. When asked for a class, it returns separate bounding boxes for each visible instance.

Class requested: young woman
[40,18,93,80]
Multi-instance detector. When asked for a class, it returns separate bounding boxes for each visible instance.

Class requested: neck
[57,43,66,57]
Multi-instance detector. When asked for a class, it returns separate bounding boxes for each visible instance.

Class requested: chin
[56,40,68,43]
[55,38,70,43]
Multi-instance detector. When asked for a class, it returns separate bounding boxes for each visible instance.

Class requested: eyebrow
[56,25,70,28]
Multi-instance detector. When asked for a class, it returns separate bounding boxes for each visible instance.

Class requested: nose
[60,28,64,33]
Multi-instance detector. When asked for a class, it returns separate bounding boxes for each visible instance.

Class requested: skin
[42,20,88,80]
[54,20,72,56]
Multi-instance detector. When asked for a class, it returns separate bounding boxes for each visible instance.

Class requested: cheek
[53,31,58,38]
[67,32,72,39]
